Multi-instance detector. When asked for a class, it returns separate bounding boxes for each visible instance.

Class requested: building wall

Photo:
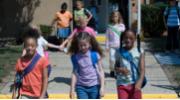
[0,0,72,37]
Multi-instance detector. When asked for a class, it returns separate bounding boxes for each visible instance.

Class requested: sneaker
[110,71,115,78]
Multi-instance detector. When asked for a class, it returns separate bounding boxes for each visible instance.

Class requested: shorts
[76,85,100,99]
[117,84,142,99]
[57,27,71,38]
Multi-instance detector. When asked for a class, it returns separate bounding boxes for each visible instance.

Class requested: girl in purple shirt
[68,33,105,99]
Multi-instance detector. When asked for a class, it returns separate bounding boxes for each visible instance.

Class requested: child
[28,25,61,58]
[12,29,49,99]
[114,30,145,99]
[105,11,125,77]
[51,2,72,44]
[68,33,105,99]
[60,17,96,51]
[74,0,92,27]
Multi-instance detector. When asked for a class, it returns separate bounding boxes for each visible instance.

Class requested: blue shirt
[164,6,180,27]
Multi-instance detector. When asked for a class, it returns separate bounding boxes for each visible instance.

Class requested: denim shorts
[76,85,100,99]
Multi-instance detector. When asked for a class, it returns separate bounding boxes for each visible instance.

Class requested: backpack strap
[22,53,41,76]
[71,54,79,72]
[108,25,121,36]
[90,51,98,68]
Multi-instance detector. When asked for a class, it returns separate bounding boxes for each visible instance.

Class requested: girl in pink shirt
[60,18,96,52]
[105,11,125,77]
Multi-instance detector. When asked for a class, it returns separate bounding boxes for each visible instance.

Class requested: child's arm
[119,24,126,32]
[135,52,145,90]
[69,72,77,99]
[60,29,76,49]
[47,43,61,51]
[39,67,48,99]
[114,52,129,75]
[97,58,105,98]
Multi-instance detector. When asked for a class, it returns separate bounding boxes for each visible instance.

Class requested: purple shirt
[74,51,100,87]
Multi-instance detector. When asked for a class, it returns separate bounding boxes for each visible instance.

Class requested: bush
[141,2,167,37]
[39,25,53,38]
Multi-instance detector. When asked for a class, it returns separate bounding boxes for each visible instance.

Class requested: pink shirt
[68,26,96,39]
[105,23,125,49]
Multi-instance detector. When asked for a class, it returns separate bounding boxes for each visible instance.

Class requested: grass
[0,46,22,89]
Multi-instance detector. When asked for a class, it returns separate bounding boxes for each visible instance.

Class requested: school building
[0,0,178,38]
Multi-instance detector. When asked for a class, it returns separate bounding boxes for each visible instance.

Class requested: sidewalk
[0,35,178,99]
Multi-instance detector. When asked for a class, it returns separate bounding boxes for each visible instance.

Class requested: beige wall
[0,0,72,37]
[31,0,72,26]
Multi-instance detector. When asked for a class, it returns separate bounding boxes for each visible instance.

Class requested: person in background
[105,11,125,77]
[52,2,73,45]
[164,0,180,53]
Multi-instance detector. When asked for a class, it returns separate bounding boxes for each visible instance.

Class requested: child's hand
[115,67,129,76]
[100,87,105,98]
[69,90,76,99]
[21,48,28,57]
[135,80,142,90]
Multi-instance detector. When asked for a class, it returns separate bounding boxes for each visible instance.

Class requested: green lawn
[0,46,22,83]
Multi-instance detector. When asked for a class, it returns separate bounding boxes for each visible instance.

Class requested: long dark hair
[68,32,104,57]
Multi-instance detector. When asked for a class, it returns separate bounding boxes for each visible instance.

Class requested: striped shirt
[164,6,180,27]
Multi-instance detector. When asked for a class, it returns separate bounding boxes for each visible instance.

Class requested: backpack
[165,6,180,23]
[71,51,98,73]
[119,48,147,88]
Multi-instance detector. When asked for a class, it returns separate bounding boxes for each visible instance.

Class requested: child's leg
[88,85,100,99]
[76,86,89,99]
[117,85,129,99]
[109,48,116,76]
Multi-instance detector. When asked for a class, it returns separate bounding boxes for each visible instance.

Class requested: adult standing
[52,2,73,45]
[164,0,180,53]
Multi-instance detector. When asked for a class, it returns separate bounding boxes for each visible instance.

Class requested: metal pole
[137,0,141,51]
[137,0,141,35]
[128,0,132,28]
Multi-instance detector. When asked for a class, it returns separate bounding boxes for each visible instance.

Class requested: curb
[0,94,178,99]
[96,35,106,43]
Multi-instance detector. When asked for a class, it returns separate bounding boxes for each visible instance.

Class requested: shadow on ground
[48,77,71,86]
[151,84,180,97]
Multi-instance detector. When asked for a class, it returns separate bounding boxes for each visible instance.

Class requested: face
[78,39,90,53]
[24,38,37,56]
[76,1,83,10]
[123,31,136,50]
[112,12,120,23]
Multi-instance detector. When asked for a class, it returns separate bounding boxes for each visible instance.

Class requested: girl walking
[105,11,125,77]
[12,28,49,99]
[68,33,105,99]
[115,30,146,99]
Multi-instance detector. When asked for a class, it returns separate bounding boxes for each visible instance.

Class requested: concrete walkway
[0,36,178,99]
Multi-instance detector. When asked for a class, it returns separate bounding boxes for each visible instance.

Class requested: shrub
[39,25,52,38]
[141,2,167,37]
